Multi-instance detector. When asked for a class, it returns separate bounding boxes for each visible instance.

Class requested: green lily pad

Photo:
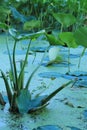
[53,13,76,27]
[39,72,62,78]
[59,32,77,48]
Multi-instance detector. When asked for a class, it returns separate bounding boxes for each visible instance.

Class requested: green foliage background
[0,0,87,32]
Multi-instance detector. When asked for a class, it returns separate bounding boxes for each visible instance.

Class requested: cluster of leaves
[0,23,73,114]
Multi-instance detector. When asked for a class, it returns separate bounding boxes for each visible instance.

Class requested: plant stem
[68,47,70,73]
[78,47,86,68]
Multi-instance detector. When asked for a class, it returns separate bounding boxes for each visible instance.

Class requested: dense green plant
[0,24,73,114]
[0,0,87,33]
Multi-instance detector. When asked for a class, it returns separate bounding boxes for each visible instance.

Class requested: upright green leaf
[53,13,76,27]
[18,40,31,90]
[13,40,18,91]
[59,32,78,48]
[19,60,24,90]
[74,27,87,48]
[46,33,64,45]
[6,39,15,88]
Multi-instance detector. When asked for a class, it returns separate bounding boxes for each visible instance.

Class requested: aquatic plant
[0,25,74,114]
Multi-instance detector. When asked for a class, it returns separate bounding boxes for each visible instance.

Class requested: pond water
[0,35,87,130]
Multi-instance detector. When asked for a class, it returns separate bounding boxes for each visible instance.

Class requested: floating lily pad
[83,110,87,120]
[39,72,62,78]
[62,74,87,81]
[67,71,87,77]
[33,125,62,130]
[62,71,87,81]
[66,54,80,59]
[51,62,75,67]
[30,47,48,52]
[61,74,75,80]
[78,76,87,80]
[42,60,75,67]
[67,126,81,130]
[74,80,87,88]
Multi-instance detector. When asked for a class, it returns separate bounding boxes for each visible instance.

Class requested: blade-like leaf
[78,47,86,68]
[41,80,73,105]
[13,40,18,91]
[0,92,5,105]
[6,38,15,86]
[19,60,24,90]
[28,95,48,113]
[18,40,31,90]
[25,47,49,90]
[0,70,12,105]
